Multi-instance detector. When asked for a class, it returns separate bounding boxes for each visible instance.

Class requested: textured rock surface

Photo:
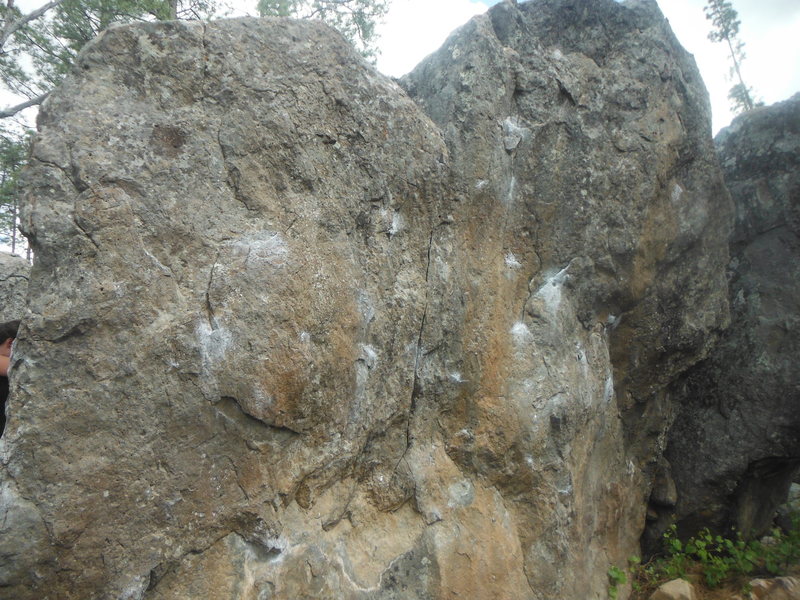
[749,577,800,600]
[663,94,800,544]
[648,578,698,600]
[8,16,450,600]
[1,1,731,599]
[402,0,729,591]
[0,252,29,324]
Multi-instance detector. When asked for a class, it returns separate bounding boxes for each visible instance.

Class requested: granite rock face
[402,1,730,592]
[663,94,800,543]
[2,1,731,598]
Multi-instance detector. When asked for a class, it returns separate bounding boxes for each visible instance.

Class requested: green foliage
[0,130,31,253]
[703,0,757,113]
[639,527,691,584]
[257,0,388,60]
[607,565,627,600]
[704,0,741,43]
[728,82,762,114]
[631,515,800,597]
[258,0,294,17]
[761,514,800,575]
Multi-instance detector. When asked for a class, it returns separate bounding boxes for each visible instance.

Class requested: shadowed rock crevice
[659,93,800,553]
[214,396,303,440]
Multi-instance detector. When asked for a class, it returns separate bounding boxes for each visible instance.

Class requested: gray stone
[0,1,731,599]
[750,577,800,600]
[402,0,730,594]
[649,578,698,600]
[651,461,678,508]
[0,252,29,324]
[665,93,800,542]
[776,482,800,532]
[9,17,451,599]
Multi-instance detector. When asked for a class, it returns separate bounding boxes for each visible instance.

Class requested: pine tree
[704,0,757,114]
[0,131,30,254]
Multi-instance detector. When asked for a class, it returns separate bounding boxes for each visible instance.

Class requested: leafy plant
[630,513,800,598]
[761,513,800,574]
[607,564,627,600]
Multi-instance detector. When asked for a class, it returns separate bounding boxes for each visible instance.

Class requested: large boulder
[5,16,450,600]
[662,93,800,544]
[401,0,730,591]
[0,1,731,598]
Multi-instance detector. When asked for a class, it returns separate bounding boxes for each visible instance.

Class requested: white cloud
[744,12,800,105]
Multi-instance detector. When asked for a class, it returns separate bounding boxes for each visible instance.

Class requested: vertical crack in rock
[402,227,435,460]
[204,250,221,331]
[400,0,732,596]
[216,127,256,213]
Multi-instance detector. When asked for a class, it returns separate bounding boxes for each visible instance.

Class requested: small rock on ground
[649,578,698,600]
[749,577,800,600]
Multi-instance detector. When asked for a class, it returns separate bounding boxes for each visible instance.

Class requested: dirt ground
[629,563,800,600]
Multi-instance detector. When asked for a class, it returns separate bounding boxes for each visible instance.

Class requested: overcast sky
[6,0,800,134]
